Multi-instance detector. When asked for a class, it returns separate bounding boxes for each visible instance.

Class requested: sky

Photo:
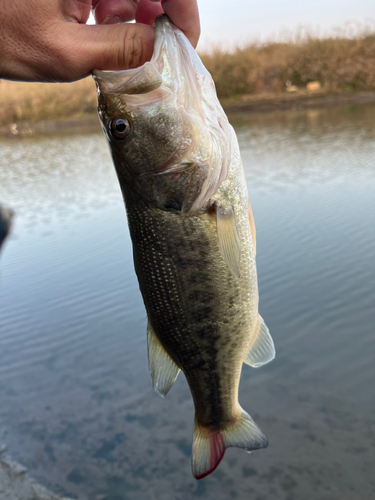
[197,0,375,49]
[88,0,375,50]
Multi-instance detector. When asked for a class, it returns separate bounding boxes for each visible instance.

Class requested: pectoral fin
[147,322,180,397]
[248,200,256,255]
[216,205,241,278]
[244,315,275,368]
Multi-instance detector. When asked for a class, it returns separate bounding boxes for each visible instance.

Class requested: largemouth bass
[93,15,275,479]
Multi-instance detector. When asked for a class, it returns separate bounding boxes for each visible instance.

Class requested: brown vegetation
[1,27,375,127]
[201,31,375,98]
[0,78,97,127]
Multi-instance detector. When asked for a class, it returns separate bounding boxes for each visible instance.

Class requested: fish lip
[92,66,146,94]
[92,67,139,82]
[92,14,170,90]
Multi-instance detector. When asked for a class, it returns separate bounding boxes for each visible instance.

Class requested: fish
[93,15,275,479]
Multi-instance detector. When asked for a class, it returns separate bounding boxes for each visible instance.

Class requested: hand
[0,0,200,83]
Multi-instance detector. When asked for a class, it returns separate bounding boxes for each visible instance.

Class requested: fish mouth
[93,61,163,95]
[93,15,174,95]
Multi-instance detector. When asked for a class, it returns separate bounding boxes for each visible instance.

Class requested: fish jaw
[93,16,194,98]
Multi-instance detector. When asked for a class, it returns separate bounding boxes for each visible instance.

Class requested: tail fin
[192,409,268,479]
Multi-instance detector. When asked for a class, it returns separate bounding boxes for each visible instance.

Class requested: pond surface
[0,104,374,500]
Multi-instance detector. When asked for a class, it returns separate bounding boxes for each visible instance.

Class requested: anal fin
[244,315,275,368]
[147,322,180,397]
[216,204,241,278]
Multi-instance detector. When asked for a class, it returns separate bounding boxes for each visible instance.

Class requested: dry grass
[201,31,375,98]
[0,78,97,127]
[1,26,375,126]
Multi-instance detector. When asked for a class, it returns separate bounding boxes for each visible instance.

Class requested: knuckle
[121,27,149,69]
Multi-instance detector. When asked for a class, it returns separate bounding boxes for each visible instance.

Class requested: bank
[1,87,375,138]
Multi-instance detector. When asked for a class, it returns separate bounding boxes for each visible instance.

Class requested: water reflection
[233,105,375,188]
[0,133,120,231]
[0,104,374,500]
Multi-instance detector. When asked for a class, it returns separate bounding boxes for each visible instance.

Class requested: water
[0,104,374,500]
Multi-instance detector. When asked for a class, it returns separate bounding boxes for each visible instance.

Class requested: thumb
[64,22,155,79]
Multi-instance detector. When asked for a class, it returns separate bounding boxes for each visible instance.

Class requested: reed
[0,78,97,127]
[201,27,375,98]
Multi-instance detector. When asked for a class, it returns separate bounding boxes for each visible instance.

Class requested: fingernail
[101,15,123,25]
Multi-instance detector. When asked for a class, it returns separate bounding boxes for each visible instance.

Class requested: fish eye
[110,116,131,140]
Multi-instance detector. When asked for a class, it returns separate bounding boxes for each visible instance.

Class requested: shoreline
[1,90,375,137]
[221,90,375,114]
[0,444,72,500]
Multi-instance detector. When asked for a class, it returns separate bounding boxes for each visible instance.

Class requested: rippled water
[0,104,374,500]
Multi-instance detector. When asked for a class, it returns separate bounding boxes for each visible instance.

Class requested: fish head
[94,61,183,177]
[93,16,231,213]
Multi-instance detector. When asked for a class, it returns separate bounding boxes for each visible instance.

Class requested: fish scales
[94,15,275,479]
[124,187,252,428]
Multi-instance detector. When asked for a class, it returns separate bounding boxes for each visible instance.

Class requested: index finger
[135,0,163,25]
[93,0,140,24]
[137,0,200,48]
[160,0,200,47]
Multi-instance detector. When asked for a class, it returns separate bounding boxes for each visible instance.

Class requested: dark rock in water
[0,204,14,251]
[0,444,73,500]
[1,211,74,499]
